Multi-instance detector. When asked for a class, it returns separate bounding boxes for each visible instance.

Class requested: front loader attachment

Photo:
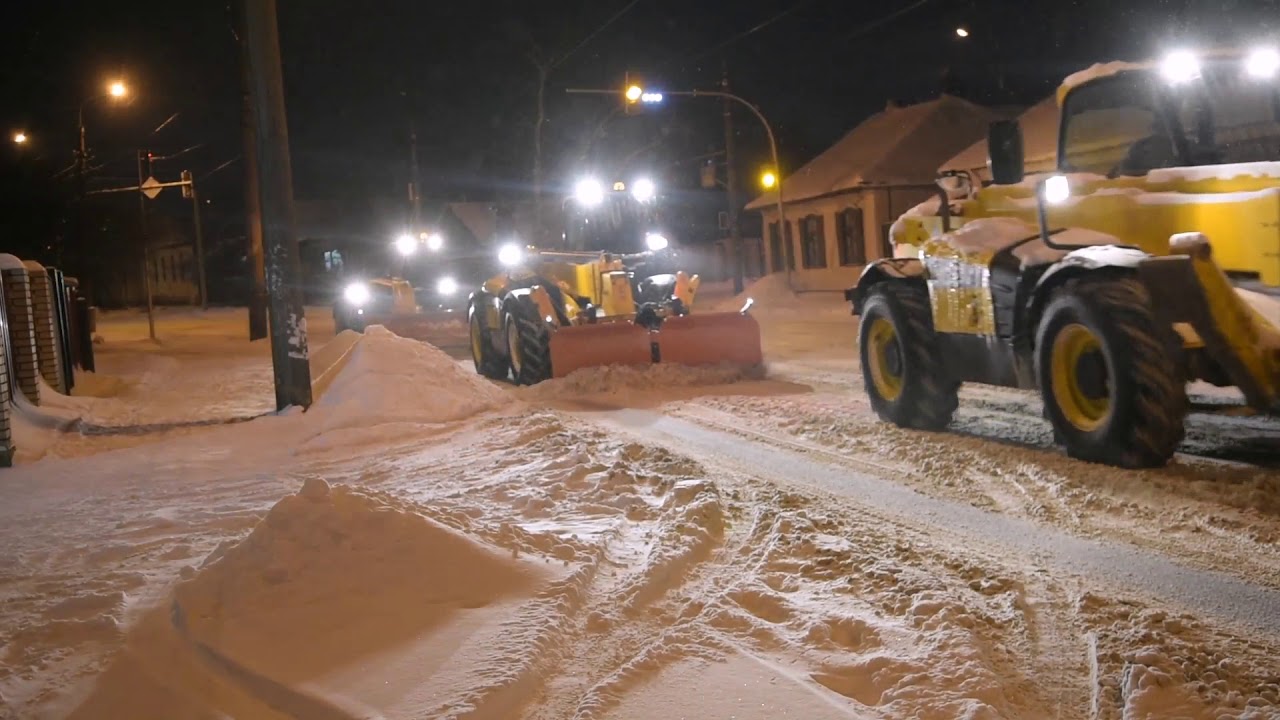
[548,321,655,378]
[655,312,764,368]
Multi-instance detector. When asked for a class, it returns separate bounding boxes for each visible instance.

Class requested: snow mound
[521,362,765,398]
[171,480,548,683]
[306,326,507,432]
[709,273,799,312]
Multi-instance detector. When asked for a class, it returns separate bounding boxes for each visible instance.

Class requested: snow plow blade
[656,312,763,368]
[549,322,655,378]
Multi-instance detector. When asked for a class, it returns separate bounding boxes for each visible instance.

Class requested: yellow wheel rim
[866,317,904,402]
[470,315,484,360]
[1050,323,1111,432]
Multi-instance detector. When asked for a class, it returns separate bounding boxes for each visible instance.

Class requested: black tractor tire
[469,302,509,380]
[859,282,959,430]
[1035,276,1187,468]
[503,297,553,386]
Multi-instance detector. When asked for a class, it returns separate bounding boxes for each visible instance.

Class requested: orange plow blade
[656,312,763,367]
[549,322,655,378]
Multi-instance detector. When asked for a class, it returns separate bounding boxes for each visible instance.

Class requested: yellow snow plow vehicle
[848,48,1280,468]
[467,179,762,384]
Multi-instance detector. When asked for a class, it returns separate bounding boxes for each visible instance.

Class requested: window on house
[880,223,895,259]
[835,207,866,266]
[800,214,827,269]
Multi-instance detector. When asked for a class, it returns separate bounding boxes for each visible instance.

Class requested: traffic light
[181,170,193,199]
[623,71,644,115]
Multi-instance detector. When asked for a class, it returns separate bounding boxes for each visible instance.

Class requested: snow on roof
[745,95,1000,211]
[939,96,1060,177]
[446,202,497,245]
[1148,161,1280,183]
[0,254,26,271]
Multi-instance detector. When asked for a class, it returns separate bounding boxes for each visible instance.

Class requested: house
[745,94,1001,291]
[940,96,1060,182]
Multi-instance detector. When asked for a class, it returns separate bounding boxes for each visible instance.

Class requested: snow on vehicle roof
[0,254,27,271]
[1059,61,1151,97]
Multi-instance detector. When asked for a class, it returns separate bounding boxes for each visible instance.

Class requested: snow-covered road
[2,292,1280,720]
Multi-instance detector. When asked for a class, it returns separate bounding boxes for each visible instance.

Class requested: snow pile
[710,274,848,317]
[305,326,507,432]
[308,328,362,399]
[170,480,548,683]
[520,362,764,399]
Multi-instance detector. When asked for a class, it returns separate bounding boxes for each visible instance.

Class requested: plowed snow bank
[519,362,765,398]
[172,480,545,681]
[306,326,507,431]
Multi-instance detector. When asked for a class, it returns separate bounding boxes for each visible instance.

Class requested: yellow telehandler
[849,48,1280,468]
[467,179,762,384]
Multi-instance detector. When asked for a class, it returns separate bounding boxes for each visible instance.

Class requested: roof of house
[939,96,1060,177]
[745,94,1001,210]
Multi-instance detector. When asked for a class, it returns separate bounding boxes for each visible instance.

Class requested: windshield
[564,193,663,253]
[1060,62,1280,177]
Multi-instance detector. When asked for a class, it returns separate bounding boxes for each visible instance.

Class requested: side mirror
[987,120,1025,185]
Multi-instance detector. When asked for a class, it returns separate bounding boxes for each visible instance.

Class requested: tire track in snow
[571,402,1280,640]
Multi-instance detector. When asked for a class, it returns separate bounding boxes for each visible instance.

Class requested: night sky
[3,0,1280,267]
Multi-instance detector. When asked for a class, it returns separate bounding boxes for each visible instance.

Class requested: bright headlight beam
[498,243,524,267]
[1246,47,1280,79]
[645,233,669,251]
[423,232,444,251]
[343,282,371,305]
[1042,175,1071,205]
[632,177,655,202]
[437,276,458,295]
[1160,50,1201,84]
[394,233,417,256]
[574,177,605,207]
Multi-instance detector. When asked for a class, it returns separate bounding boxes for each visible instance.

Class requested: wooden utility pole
[721,62,745,295]
[241,0,312,410]
[136,151,156,341]
[237,0,269,341]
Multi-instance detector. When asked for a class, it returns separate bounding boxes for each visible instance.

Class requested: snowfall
[2,279,1279,720]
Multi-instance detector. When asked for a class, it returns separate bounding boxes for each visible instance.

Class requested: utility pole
[184,171,209,309]
[242,0,313,410]
[136,151,156,341]
[237,0,269,341]
[721,62,745,295]
[408,125,421,230]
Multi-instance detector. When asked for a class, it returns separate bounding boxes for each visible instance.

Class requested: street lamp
[760,170,777,189]
[13,132,27,145]
[955,27,970,38]
[568,82,792,287]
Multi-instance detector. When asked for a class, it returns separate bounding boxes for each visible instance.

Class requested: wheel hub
[866,316,905,402]
[1050,323,1111,432]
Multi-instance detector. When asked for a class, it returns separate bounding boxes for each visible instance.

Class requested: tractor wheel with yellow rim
[469,298,509,380]
[859,282,958,430]
[1035,276,1187,468]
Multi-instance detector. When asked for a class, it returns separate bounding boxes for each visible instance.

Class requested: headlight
[343,282,371,305]
[437,276,458,295]
[422,232,444,251]
[632,177,655,202]
[394,233,417,256]
[574,177,604,207]
[1042,175,1071,205]
[498,242,524,267]
[1246,48,1280,79]
[645,233,669,251]
[1160,50,1200,84]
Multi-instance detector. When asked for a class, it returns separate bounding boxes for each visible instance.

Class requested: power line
[838,0,937,43]
[551,0,647,70]
[685,0,823,65]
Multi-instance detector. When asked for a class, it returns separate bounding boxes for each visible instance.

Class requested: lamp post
[72,80,129,269]
[566,84,791,288]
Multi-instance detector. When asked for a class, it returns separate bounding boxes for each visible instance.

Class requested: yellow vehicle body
[852,51,1280,468]
[469,249,762,384]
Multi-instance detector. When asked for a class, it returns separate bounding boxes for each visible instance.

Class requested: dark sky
[4,0,1280,226]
